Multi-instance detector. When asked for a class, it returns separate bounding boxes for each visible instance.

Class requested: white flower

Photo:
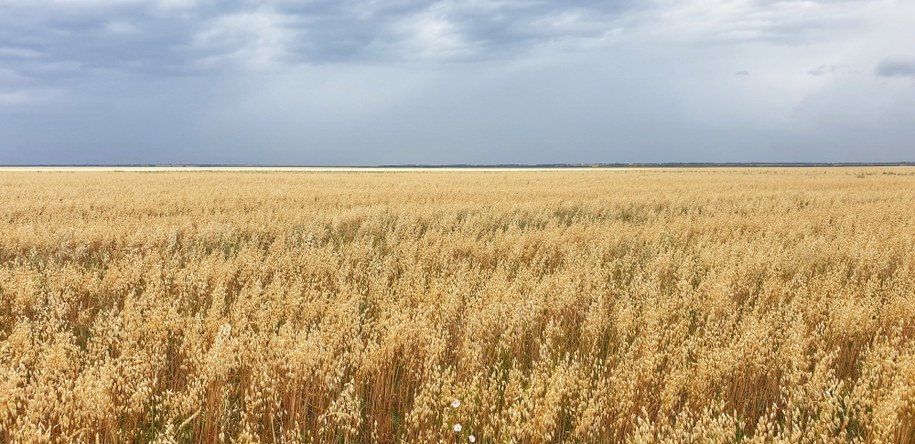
[468,435,476,442]
[451,399,461,408]
[453,423,462,433]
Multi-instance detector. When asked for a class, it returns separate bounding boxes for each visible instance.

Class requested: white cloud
[389,10,474,60]
[103,20,138,35]
[192,9,300,69]
[0,88,56,107]
[155,0,205,12]
[0,91,32,106]
[0,46,44,59]
[0,68,26,83]
[0,0,142,9]
[635,0,883,45]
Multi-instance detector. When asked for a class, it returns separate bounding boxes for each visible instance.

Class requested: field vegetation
[1,169,914,443]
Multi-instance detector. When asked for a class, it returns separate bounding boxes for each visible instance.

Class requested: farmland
[1,169,914,443]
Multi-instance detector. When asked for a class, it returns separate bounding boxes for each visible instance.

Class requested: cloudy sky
[1,0,914,165]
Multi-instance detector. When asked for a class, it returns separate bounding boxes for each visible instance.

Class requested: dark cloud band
[875,57,915,78]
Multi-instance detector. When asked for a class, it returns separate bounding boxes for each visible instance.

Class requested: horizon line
[2,162,915,169]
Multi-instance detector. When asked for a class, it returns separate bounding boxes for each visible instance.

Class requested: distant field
[2,169,914,443]
[0,167,640,173]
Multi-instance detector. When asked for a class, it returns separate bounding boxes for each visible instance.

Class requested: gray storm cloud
[807,65,855,76]
[1,0,914,164]
[875,57,915,78]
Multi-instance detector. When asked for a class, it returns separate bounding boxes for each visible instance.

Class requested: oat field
[1,169,915,443]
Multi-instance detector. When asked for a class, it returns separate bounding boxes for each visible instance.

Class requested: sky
[0,0,914,165]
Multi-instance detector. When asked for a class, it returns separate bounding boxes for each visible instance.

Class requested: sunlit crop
[2,168,914,443]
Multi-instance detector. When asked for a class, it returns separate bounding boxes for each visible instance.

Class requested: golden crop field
[1,169,915,443]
